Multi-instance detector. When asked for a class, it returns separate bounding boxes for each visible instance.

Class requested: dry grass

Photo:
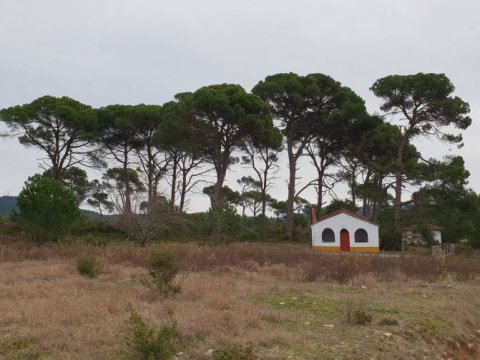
[1,236,479,284]
[0,237,480,359]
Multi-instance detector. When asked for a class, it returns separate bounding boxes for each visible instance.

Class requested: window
[355,228,368,243]
[322,228,335,243]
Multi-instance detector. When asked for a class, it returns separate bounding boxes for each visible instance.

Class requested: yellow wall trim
[350,247,379,253]
[312,246,379,254]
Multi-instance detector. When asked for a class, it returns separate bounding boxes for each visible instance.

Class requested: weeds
[379,317,399,326]
[1,239,479,284]
[126,308,176,360]
[345,301,372,325]
[213,345,256,360]
[147,248,181,297]
[76,254,99,278]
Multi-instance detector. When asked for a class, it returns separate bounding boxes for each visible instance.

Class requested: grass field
[0,237,479,359]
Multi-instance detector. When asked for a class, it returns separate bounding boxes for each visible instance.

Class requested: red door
[340,229,350,251]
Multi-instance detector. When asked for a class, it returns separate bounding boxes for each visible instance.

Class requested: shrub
[207,204,242,243]
[119,199,191,246]
[127,308,176,360]
[148,248,181,296]
[83,234,109,247]
[345,301,372,325]
[13,177,80,242]
[239,229,259,242]
[213,345,255,360]
[76,254,99,278]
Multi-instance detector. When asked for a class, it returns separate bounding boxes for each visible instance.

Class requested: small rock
[467,343,475,349]
[383,332,393,338]
[422,294,427,298]
[361,286,367,289]
[175,352,186,357]
[279,301,285,305]
[291,297,298,300]
[206,348,215,356]
[476,329,480,334]
[323,324,334,328]
[304,321,310,325]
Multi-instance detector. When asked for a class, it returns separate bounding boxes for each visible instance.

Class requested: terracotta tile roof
[314,208,378,226]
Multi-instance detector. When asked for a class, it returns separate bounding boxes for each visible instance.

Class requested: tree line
[0,72,473,242]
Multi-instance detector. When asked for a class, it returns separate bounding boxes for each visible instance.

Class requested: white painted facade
[431,229,442,244]
[311,211,379,252]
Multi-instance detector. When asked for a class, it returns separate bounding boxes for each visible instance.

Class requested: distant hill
[0,196,18,217]
[0,196,102,219]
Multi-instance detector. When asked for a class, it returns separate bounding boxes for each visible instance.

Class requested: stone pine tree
[96,105,142,214]
[371,73,471,229]
[0,96,98,179]
[241,124,283,220]
[253,73,368,240]
[171,84,278,207]
[131,104,169,203]
[154,101,209,212]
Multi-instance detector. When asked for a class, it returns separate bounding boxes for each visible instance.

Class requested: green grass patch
[0,337,49,360]
[258,293,343,319]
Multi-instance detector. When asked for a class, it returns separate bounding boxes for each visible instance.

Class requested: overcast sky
[0,0,479,212]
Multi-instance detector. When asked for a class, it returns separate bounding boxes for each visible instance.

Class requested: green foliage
[213,345,255,360]
[0,96,98,179]
[418,225,436,246]
[239,228,259,242]
[203,185,241,207]
[321,199,357,215]
[13,177,80,242]
[127,308,176,360]
[29,166,92,204]
[293,213,309,228]
[371,73,471,140]
[207,203,242,243]
[407,156,480,246]
[253,72,369,240]
[76,254,100,278]
[371,73,471,228]
[148,248,181,296]
[171,83,276,206]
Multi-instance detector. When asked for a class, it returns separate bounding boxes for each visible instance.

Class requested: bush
[127,308,176,360]
[76,254,100,278]
[345,301,372,325]
[213,345,255,360]
[148,248,181,296]
[206,204,242,243]
[239,229,259,242]
[13,177,80,242]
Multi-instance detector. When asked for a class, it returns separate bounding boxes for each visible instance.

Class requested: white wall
[431,230,442,244]
[312,213,379,248]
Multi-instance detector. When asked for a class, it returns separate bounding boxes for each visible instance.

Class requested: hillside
[0,196,101,219]
[0,196,17,217]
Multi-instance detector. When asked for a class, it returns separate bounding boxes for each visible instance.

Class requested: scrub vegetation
[0,235,479,359]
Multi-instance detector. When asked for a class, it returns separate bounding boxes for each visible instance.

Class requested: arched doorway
[340,229,350,251]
